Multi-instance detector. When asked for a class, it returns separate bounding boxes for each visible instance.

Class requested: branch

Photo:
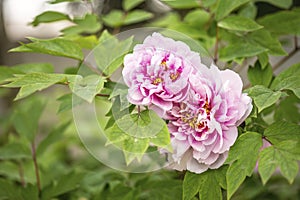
[213,26,219,63]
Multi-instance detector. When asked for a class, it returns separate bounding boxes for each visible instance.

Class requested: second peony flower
[122,32,252,174]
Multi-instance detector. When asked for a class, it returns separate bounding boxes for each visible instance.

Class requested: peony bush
[0,0,299,199]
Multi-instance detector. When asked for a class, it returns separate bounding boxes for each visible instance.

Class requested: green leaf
[9,38,83,60]
[271,63,300,99]
[105,110,170,164]
[247,61,273,87]
[257,52,268,69]
[215,0,250,20]
[0,67,22,84]
[238,2,257,19]
[225,132,262,199]
[138,180,182,200]
[13,98,45,141]
[94,34,133,76]
[37,121,71,156]
[183,166,227,200]
[62,14,102,35]
[219,42,266,61]
[258,141,300,184]
[69,75,105,103]
[274,94,300,124]
[67,35,99,49]
[56,93,84,113]
[161,0,199,9]
[20,184,39,200]
[247,29,287,55]
[258,10,300,35]
[102,10,124,27]
[12,63,54,73]
[115,110,166,138]
[264,121,300,145]
[0,142,31,160]
[246,85,281,113]
[149,12,180,27]
[218,15,263,32]
[184,9,210,28]
[123,0,145,11]
[124,10,153,25]
[257,0,292,9]
[0,178,23,200]
[31,11,70,26]
[3,73,70,100]
[41,172,85,200]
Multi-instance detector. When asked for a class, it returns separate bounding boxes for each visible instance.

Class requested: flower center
[170,72,180,81]
[181,101,211,131]
[152,77,163,85]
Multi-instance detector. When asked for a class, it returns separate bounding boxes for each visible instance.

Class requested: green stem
[31,141,41,195]
[213,26,219,63]
[18,161,26,187]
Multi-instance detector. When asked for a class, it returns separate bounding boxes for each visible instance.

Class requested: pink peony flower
[122,33,200,115]
[166,64,252,174]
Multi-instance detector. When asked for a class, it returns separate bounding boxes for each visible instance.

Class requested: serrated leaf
[215,0,250,20]
[219,42,266,61]
[225,132,262,199]
[161,0,199,9]
[41,172,85,200]
[3,73,70,100]
[69,75,105,103]
[259,141,300,184]
[94,35,133,76]
[258,0,292,9]
[248,61,273,87]
[124,10,153,25]
[246,85,281,113]
[20,184,39,200]
[0,142,31,160]
[9,38,83,60]
[31,11,70,26]
[37,121,71,156]
[183,166,227,200]
[271,63,300,99]
[218,15,262,32]
[13,98,45,141]
[264,121,300,145]
[258,10,300,35]
[123,0,144,11]
[62,14,102,35]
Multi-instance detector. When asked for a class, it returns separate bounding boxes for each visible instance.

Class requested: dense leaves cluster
[0,0,299,199]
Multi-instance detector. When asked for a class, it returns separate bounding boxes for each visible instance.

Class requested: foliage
[0,0,299,199]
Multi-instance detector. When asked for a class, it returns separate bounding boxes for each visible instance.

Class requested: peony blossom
[166,64,252,174]
[122,32,252,174]
[122,32,200,115]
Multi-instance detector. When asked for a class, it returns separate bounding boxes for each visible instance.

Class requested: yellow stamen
[170,72,179,81]
[152,77,162,85]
